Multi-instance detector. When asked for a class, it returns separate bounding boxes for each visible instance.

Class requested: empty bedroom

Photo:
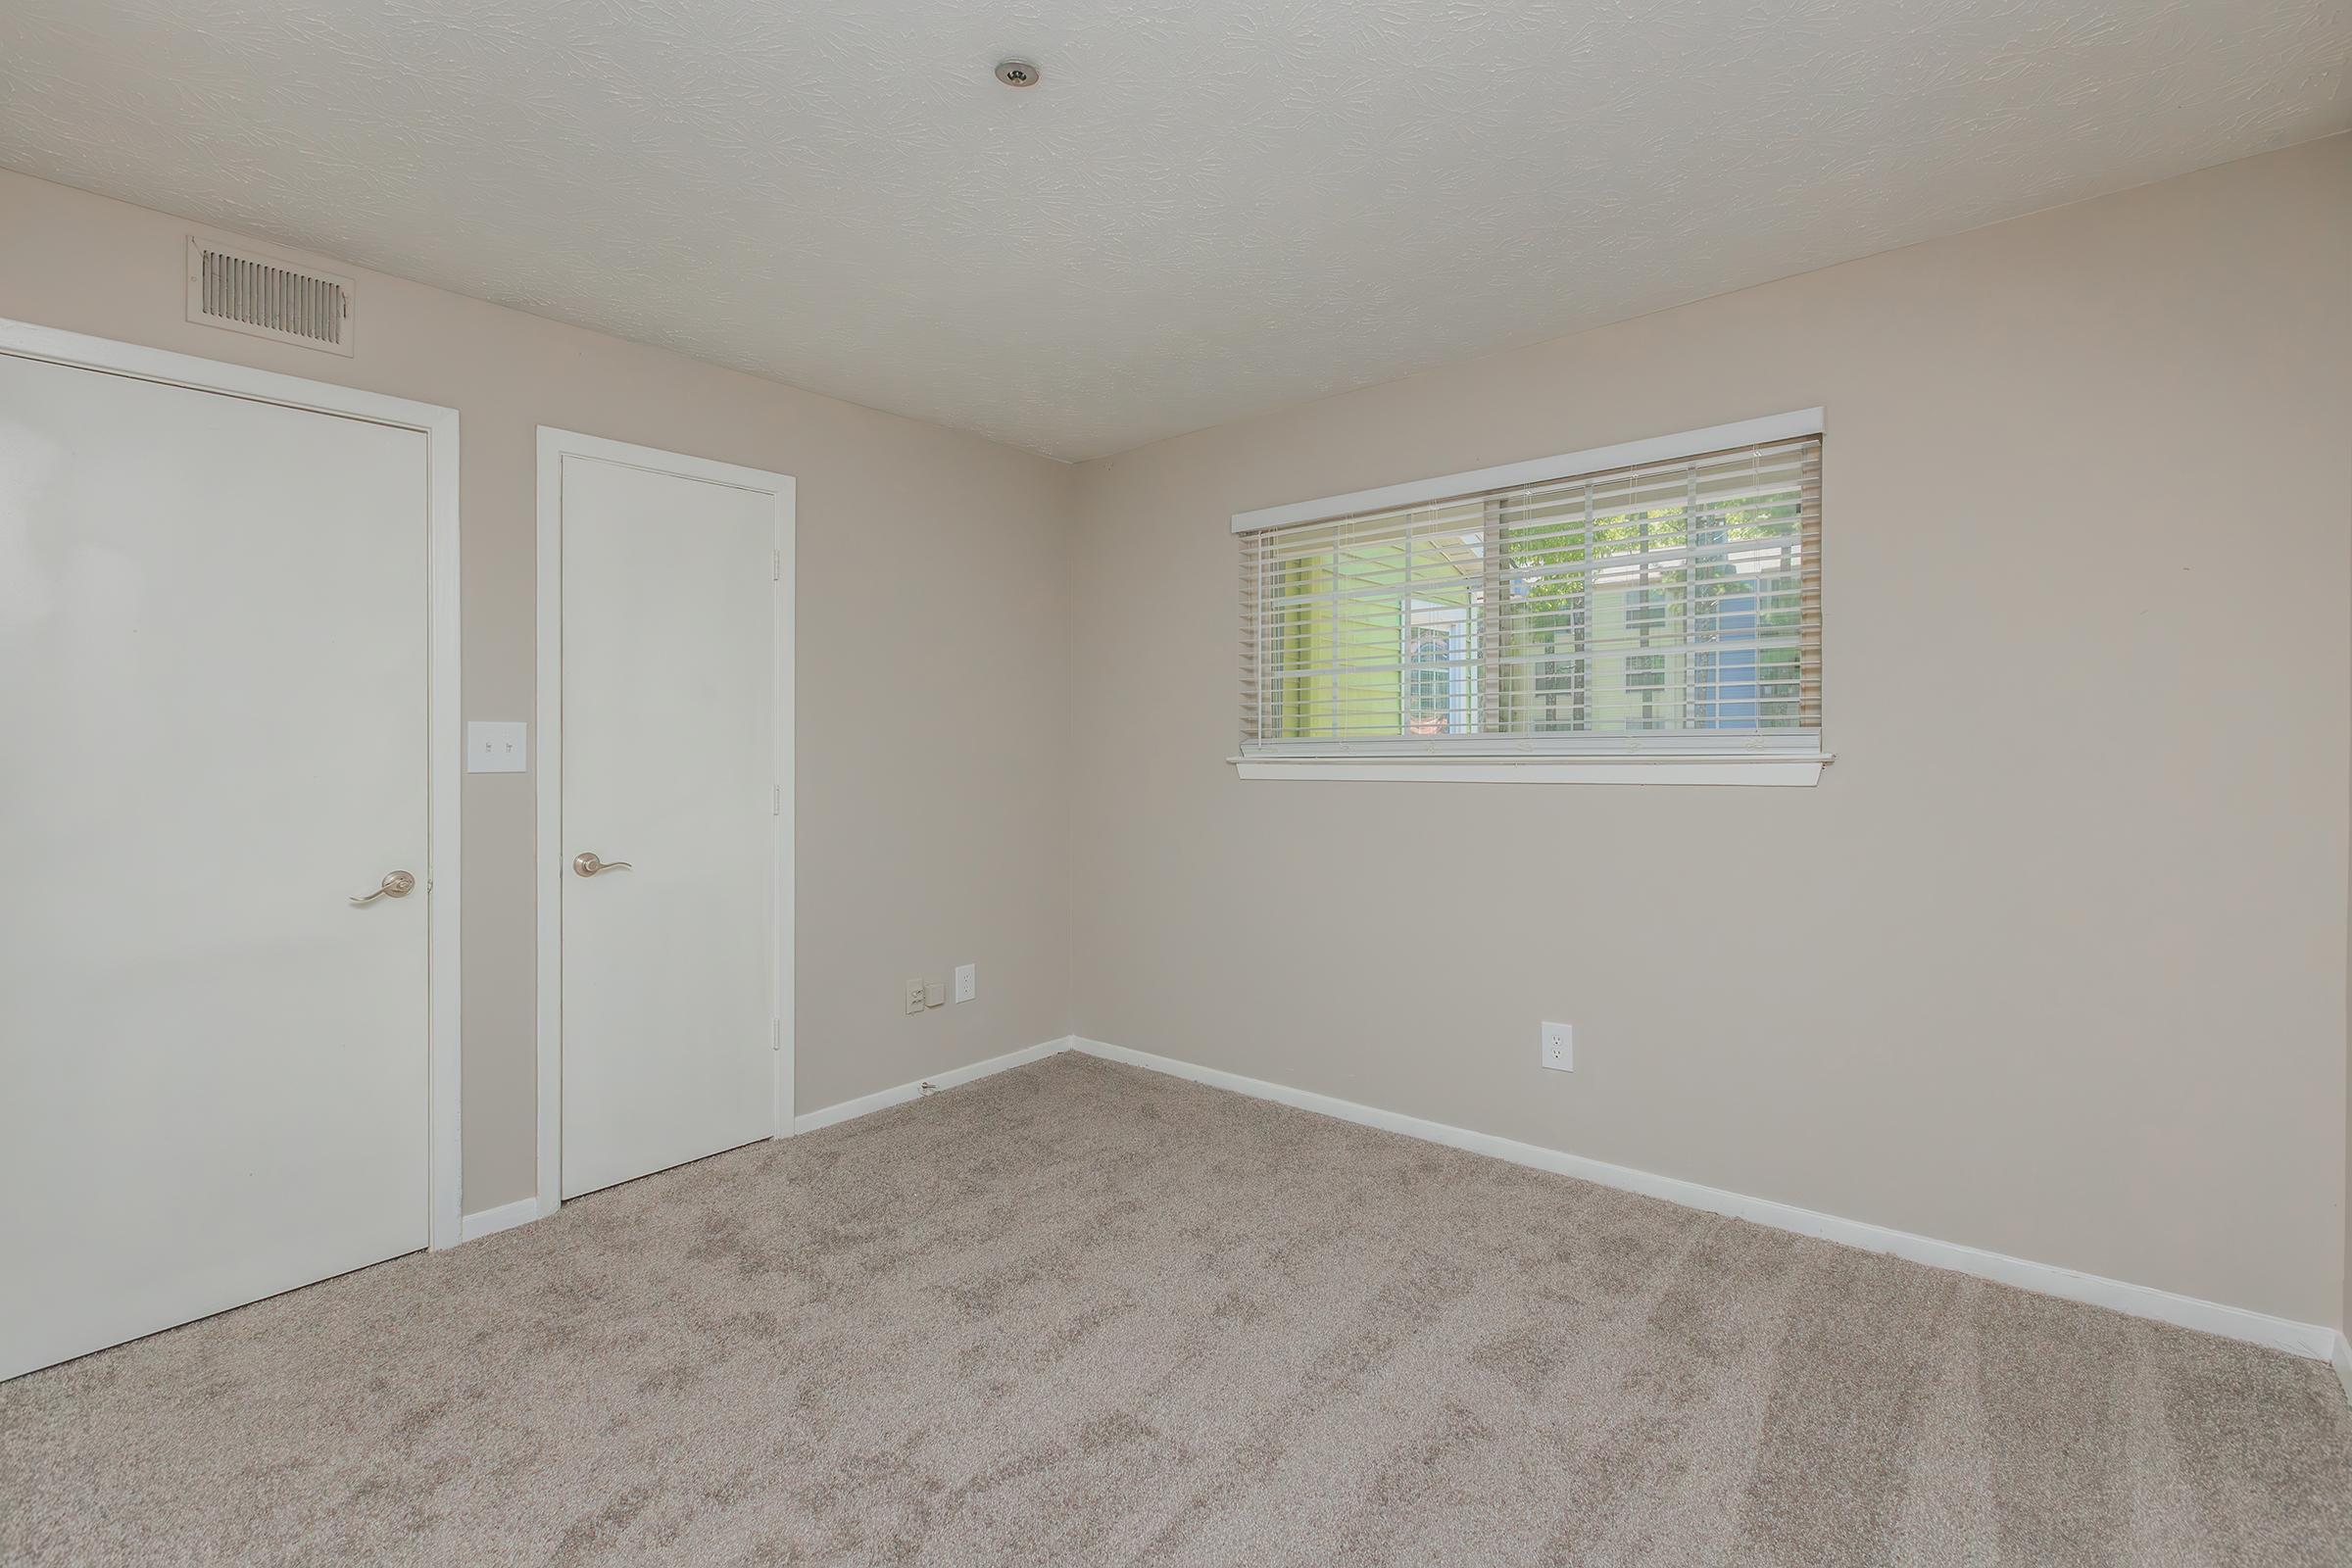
[2,2,2349,1563]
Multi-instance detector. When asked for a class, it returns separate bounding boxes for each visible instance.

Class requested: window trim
[1230,408,1824,534]
[1229,752,1831,786]
[1230,408,1828,786]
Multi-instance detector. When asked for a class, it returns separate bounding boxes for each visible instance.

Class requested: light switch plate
[466,720,528,773]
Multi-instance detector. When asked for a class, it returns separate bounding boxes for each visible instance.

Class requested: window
[1405,621,1457,735]
[1233,412,1826,784]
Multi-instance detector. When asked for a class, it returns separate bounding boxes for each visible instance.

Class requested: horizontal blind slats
[1238,434,1822,749]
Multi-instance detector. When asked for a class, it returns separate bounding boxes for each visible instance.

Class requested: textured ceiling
[2,2,2346,461]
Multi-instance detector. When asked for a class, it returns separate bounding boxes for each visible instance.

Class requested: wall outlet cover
[954,963,976,1004]
[1541,1021,1574,1072]
[904,979,927,1015]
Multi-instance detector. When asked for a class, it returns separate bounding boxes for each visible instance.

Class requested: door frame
[0,317,466,1251]
[533,426,797,1217]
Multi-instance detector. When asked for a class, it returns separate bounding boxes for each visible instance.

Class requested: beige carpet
[3,1054,2347,1566]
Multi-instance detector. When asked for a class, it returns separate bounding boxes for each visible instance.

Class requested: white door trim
[534,426,797,1219]
[0,317,466,1252]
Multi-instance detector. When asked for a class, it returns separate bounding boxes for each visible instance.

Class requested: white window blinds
[1239,434,1821,756]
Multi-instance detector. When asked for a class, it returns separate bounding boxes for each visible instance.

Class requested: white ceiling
[2,2,2345,461]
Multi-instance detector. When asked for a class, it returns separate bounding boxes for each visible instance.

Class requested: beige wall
[0,169,1077,1213]
[8,139,2349,1330]
[1070,137,2352,1327]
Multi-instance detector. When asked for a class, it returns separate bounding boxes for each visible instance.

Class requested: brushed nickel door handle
[351,869,416,905]
[573,853,632,877]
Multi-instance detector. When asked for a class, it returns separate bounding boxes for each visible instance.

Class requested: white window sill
[1228,753,1832,786]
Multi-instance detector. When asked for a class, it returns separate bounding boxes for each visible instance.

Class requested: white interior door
[0,350,433,1381]
[553,445,783,1200]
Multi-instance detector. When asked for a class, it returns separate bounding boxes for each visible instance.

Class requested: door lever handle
[573,853,632,877]
[351,870,416,905]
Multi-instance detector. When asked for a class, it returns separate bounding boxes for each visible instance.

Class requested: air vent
[185,236,354,356]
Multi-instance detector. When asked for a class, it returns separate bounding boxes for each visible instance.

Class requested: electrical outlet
[954,963,976,1004]
[904,979,926,1015]
[1541,1021,1574,1072]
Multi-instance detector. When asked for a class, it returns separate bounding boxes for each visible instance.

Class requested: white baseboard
[471,1039,1075,1245]
[791,1037,1074,1136]
[457,1197,540,1244]
[1068,1038,2338,1364]
[456,1034,2346,1373]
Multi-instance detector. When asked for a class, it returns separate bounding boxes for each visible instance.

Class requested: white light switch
[467,720,528,773]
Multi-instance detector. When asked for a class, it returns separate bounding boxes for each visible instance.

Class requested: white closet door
[556,452,778,1200]
[0,352,431,1381]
